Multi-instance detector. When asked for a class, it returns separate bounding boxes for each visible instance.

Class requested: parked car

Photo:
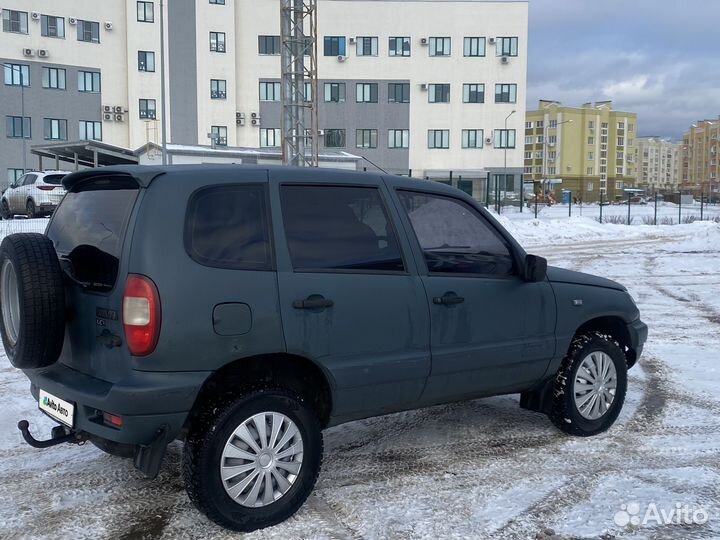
[1,170,69,219]
[0,165,647,532]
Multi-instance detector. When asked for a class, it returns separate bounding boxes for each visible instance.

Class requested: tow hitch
[17,420,86,449]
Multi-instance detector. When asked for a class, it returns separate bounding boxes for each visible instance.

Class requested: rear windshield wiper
[58,256,113,291]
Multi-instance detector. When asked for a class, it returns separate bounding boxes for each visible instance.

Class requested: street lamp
[3,63,28,174]
[500,109,516,214]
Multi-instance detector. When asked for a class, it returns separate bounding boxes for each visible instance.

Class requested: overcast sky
[526,0,720,140]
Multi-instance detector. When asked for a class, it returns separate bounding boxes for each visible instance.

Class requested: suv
[1,170,69,219]
[0,165,647,532]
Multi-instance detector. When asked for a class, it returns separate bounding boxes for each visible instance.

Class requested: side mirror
[524,254,547,282]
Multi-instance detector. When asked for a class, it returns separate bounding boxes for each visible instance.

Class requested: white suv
[1,171,69,219]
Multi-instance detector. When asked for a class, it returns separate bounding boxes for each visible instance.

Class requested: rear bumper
[24,363,210,446]
[626,318,648,367]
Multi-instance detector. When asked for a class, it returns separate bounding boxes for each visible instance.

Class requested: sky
[526,0,720,140]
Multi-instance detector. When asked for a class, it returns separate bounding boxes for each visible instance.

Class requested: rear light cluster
[102,411,123,428]
[37,185,56,191]
[122,274,161,356]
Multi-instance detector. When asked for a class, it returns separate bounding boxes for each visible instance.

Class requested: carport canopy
[30,140,139,170]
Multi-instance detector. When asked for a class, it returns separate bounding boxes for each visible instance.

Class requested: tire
[1,200,12,220]
[0,233,65,369]
[183,388,323,532]
[549,331,628,437]
[26,199,36,219]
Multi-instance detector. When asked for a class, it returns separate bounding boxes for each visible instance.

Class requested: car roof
[61,164,464,197]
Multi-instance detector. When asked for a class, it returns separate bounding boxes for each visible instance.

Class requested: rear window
[184,184,273,271]
[47,176,139,290]
[42,174,65,185]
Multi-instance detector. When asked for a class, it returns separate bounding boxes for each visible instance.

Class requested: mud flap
[519,377,556,415]
[134,424,171,479]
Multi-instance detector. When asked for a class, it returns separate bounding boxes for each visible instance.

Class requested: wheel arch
[574,315,635,367]
[185,352,334,432]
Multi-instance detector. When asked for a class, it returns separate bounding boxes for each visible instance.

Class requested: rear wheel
[183,389,322,532]
[549,332,628,436]
[26,199,36,219]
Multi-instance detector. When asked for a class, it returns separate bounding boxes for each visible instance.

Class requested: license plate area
[38,389,75,428]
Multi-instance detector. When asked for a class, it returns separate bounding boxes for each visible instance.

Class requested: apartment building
[637,137,680,193]
[681,118,720,196]
[524,100,639,202]
[1,0,528,195]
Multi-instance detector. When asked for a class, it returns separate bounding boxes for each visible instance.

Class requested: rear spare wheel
[0,233,65,369]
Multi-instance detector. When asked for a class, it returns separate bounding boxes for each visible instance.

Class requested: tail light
[123,274,161,356]
[37,185,56,191]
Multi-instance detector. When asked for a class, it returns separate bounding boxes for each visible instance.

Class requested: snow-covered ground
[1,216,719,539]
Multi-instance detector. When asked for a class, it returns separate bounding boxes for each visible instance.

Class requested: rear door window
[47,175,140,290]
[184,184,273,271]
[280,184,405,272]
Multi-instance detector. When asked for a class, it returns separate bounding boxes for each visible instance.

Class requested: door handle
[433,294,465,305]
[293,296,334,310]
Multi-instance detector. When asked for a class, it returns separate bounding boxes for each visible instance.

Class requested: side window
[184,184,273,271]
[23,174,37,186]
[280,185,404,272]
[397,190,515,276]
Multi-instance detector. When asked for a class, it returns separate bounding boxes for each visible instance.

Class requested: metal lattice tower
[280,0,319,167]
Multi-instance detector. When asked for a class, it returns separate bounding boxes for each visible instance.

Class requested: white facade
[1,0,528,183]
[638,137,681,192]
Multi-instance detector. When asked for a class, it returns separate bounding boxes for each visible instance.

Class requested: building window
[536,135,544,144]
[137,1,154,22]
[463,37,485,57]
[138,51,156,72]
[260,128,281,147]
[588,120,595,129]
[494,129,516,148]
[428,129,450,149]
[325,129,346,148]
[324,36,346,56]
[429,37,451,56]
[524,151,532,159]
[258,35,280,55]
[588,136,594,145]
[209,0,225,4]
[463,83,484,103]
[536,120,544,128]
[587,182,593,191]
[616,181,624,189]
[78,71,101,92]
[6,116,30,138]
[525,135,533,145]
[547,166,556,175]
[139,98,156,119]
[356,129,378,148]
[526,121,533,129]
[8,168,25,184]
[356,83,378,103]
[617,122,624,130]
[324,82,345,103]
[389,36,410,56]
[548,135,557,144]
[548,119,557,128]
[211,125,227,146]
[617,137,625,146]
[587,167,593,175]
[211,79,227,99]
[42,67,66,90]
[79,120,102,141]
[356,36,378,56]
[549,150,556,159]
[462,129,483,149]
[535,151,544,159]
[210,31,226,52]
[2,9,28,34]
[428,83,450,103]
[494,83,517,103]
[496,36,518,57]
[388,129,409,149]
[388,82,409,103]
[4,63,29,86]
[259,81,281,101]
[77,20,100,43]
[303,81,312,102]
[41,15,65,37]
[628,123,634,132]
[43,118,67,140]
[588,151,594,160]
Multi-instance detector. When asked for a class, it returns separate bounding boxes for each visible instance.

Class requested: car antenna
[359,155,390,175]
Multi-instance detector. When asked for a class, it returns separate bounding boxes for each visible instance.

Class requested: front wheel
[183,389,323,531]
[549,332,628,436]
